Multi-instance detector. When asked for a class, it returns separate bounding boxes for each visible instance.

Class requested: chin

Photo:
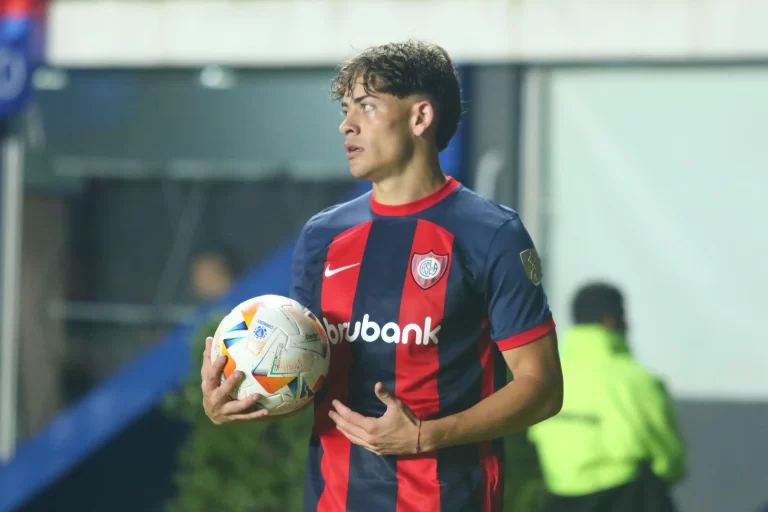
[348,162,377,181]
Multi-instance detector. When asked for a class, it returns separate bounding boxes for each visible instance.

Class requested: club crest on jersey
[411,251,449,290]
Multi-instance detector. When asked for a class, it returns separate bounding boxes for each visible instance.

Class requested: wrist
[420,415,457,452]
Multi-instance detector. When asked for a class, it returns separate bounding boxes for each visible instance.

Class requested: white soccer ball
[210,294,330,416]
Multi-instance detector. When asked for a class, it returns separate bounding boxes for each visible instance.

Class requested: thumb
[375,382,396,406]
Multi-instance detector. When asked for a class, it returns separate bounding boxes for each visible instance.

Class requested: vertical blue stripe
[345,219,417,512]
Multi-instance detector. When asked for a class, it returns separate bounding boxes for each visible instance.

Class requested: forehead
[341,78,400,105]
[341,81,373,103]
[344,80,367,99]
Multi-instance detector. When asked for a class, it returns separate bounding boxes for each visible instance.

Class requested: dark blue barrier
[0,66,469,511]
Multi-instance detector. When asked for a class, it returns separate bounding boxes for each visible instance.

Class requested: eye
[362,103,374,112]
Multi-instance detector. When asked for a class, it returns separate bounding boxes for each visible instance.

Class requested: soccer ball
[210,294,330,415]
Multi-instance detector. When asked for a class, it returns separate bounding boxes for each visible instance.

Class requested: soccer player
[201,40,563,511]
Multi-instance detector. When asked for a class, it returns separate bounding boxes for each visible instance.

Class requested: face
[191,257,232,301]
[339,80,434,181]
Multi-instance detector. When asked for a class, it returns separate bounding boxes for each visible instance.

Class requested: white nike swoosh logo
[324,263,360,277]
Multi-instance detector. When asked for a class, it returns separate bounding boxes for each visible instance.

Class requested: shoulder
[613,357,670,394]
[297,191,372,255]
[446,186,530,249]
[303,191,372,233]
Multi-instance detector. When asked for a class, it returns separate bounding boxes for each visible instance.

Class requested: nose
[339,113,359,136]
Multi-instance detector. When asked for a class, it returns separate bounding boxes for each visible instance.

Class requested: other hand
[329,382,420,456]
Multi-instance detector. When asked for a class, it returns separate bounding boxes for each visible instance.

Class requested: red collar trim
[370,177,460,216]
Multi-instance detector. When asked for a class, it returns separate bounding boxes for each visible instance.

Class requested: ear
[410,99,436,138]
[602,315,618,330]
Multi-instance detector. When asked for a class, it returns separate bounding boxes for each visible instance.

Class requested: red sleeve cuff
[495,317,556,351]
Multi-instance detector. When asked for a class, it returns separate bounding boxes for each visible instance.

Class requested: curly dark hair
[331,40,462,151]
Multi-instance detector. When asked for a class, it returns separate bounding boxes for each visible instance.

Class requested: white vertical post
[519,69,547,249]
[0,135,24,462]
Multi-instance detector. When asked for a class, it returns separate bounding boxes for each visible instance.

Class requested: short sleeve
[289,221,314,309]
[484,216,555,351]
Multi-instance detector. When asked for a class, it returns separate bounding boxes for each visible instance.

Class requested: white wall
[49,0,768,67]
[542,66,768,401]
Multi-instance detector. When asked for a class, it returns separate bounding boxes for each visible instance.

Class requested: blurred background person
[188,246,242,303]
[528,282,686,512]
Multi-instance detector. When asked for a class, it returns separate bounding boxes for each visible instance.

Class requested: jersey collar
[370,176,461,216]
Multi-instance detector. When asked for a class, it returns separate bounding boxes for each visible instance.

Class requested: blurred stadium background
[1,0,767,511]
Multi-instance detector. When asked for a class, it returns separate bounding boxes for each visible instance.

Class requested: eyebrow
[341,94,377,108]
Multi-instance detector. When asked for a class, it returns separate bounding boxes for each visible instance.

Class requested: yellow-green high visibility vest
[528,325,686,496]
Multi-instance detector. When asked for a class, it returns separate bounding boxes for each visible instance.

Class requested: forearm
[421,373,562,451]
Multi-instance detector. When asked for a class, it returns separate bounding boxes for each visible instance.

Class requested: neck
[371,150,446,206]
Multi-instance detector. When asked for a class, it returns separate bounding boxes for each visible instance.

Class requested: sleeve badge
[519,248,542,286]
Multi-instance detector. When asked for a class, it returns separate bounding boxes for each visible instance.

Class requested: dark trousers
[543,466,677,512]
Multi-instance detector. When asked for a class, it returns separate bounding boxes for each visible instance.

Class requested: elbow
[542,375,564,420]
[545,387,564,420]
[668,455,688,485]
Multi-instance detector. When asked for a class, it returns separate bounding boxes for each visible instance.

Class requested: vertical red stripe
[479,325,503,512]
[317,221,372,512]
[395,220,454,512]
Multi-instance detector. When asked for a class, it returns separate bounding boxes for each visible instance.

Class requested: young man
[200,40,563,511]
[528,283,686,512]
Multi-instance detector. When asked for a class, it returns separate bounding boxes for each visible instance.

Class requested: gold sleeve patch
[519,248,542,286]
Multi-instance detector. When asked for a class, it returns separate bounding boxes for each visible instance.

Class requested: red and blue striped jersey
[290,177,556,512]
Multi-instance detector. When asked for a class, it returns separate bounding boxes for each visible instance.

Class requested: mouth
[345,144,363,160]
